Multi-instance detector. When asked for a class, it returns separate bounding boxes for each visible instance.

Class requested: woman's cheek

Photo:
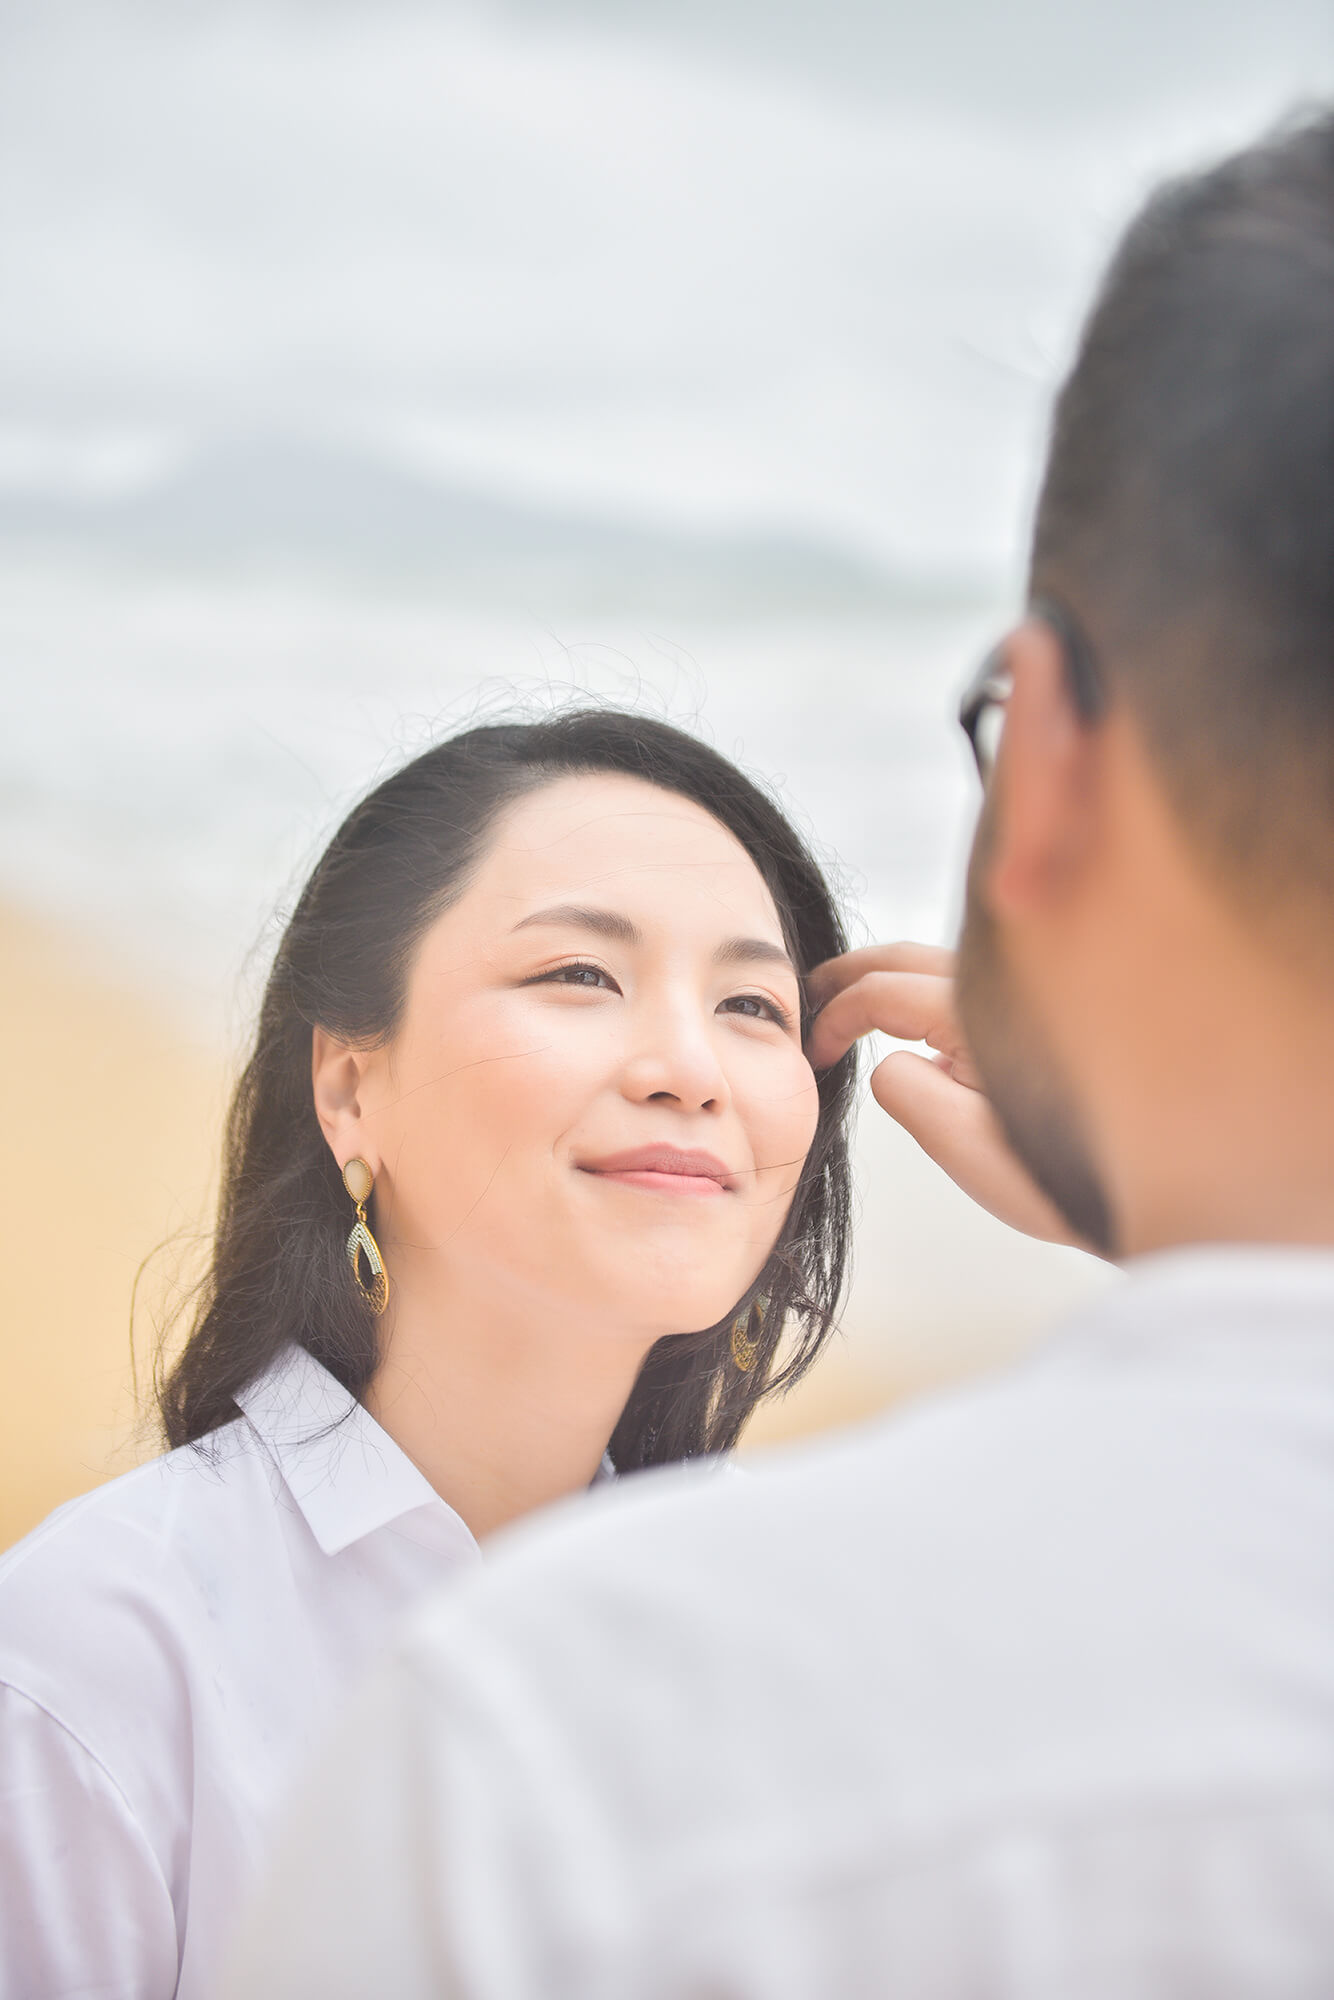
[788,1058,822,1166]
[449,989,608,1072]
[466,997,619,1128]
[741,1045,820,1179]
[388,998,592,1153]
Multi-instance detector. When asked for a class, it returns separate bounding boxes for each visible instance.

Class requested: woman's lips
[578,1146,735,1197]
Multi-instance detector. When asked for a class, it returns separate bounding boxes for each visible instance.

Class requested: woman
[0,708,857,1997]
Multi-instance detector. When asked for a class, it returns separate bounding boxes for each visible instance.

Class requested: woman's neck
[362,1271,652,1542]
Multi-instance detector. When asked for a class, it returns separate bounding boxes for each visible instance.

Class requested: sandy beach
[1,906,225,1549]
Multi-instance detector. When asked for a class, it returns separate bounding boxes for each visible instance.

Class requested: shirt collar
[234,1343,618,1557]
[235,1344,479,1561]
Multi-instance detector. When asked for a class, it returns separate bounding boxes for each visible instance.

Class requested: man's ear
[311,1026,377,1172]
[983,618,1102,919]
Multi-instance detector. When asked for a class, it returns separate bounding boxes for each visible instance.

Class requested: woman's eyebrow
[713,936,797,975]
[511,904,640,944]
[511,905,795,974]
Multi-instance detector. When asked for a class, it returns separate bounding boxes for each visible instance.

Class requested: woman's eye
[535,962,618,991]
[721,993,792,1029]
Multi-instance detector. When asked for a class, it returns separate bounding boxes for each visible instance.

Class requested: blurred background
[3,0,1330,1546]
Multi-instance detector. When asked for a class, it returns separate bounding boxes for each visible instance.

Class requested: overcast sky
[2,0,1330,579]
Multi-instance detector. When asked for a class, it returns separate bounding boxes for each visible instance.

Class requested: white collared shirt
[0,1343,492,1998]
[230,1248,1334,1998]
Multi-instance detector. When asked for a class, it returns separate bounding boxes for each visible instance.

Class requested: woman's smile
[576,1145,736,1198]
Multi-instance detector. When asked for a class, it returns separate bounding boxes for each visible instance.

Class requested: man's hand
[806,943,1089,1250]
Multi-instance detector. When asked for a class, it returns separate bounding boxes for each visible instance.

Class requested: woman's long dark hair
[158,709,857,1470]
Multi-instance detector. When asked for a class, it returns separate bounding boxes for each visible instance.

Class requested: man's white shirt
[229,1247,1334,1998]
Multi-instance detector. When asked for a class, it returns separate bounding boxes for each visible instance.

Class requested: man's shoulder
[421,1247,1334,1660]
[233,1268,1334,1998]
[396,1290,1334,1840]
[387,1353,1093,1726]
[423,1297,1241,1627]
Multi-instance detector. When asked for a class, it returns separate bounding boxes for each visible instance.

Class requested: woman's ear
[311,1027,375,1169]
[984,618,1103,920]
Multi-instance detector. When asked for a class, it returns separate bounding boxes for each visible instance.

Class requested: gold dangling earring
[730,1294,768,1373]
[342,1157,389,1316]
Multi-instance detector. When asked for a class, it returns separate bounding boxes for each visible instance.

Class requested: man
[227,112,1334,1995]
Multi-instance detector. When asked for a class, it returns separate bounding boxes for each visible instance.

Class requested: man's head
[957,111,1334,1258]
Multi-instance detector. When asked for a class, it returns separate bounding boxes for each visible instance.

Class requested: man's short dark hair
[1031,109,1334,921]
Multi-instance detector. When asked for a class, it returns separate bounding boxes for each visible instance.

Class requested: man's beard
[957,807,1117,1257]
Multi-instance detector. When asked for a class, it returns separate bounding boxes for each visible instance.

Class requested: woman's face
[337,772,821,1344]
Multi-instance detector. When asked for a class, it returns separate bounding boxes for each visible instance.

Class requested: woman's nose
[619,1002,731,1114]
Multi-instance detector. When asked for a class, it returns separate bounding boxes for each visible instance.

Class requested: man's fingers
[870,1048,997,1160]
[937,1048,985,1092]
[870,1050,1083,1248]
[805,968,964,1073]
[805,942,955,1015]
